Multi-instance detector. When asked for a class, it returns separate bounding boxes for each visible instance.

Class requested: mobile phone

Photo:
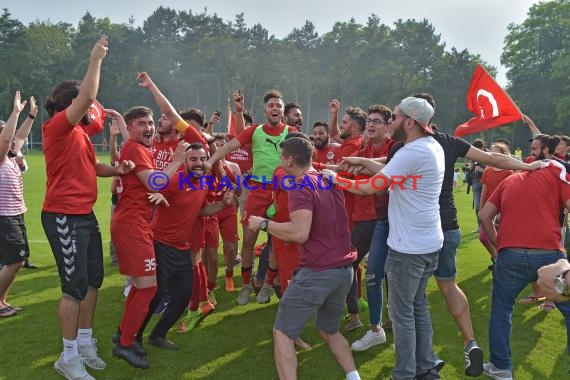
[214,110,221,117]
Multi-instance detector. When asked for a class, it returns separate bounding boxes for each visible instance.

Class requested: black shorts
[41,211,104,302]
[0,214,30,265]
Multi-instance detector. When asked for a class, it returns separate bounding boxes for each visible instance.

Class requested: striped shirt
[0,157,26,216]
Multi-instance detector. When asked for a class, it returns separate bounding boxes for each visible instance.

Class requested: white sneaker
[78,339,106,370]
[351,329,386,351]
[237,284,252,306]
[483,362,513,380]
[54,353,95,380]
[256,283,274,304]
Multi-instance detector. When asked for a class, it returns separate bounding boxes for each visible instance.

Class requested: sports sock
[77,328,92,346]
[241,266,252,285]
[266,267,278,286]
[119,286,157,347]
[62,338,78,363]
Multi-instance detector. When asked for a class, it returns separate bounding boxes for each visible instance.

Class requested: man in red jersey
[284,102,303,132]
[110,105,186,369]
[479,161,570,379]
[136,143,234,350]
[41,36,135,380]
[312,121,340,164]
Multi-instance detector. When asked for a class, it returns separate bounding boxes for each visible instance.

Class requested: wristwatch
[259,219,269,231]
[554,269,570,297]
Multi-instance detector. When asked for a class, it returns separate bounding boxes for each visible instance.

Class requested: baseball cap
[399,97,435,135]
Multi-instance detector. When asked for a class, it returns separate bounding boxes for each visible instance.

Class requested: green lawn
[1,152,568,379]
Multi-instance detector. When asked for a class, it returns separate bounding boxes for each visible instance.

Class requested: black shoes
[23,260,38,269]
[112,330,147,356]
[148,336,180,351]
[112,343,150,369]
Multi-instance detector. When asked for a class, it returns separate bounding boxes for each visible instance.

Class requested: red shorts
[273,238,301,292]
[189,218,206,251]
[217,207,239,242]
[205,216,219,248]
[242,183,274,225]
[111,222,156,276]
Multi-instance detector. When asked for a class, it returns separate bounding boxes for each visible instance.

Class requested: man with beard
[110,106,187,369]
[136,143,234,350]
[284,102,303,132]
[313,121,341,164]
[41,36,136,380]
[0,92,37,318]
[205,90,291,306]
[325,97,445,380]
[328,100,365,161]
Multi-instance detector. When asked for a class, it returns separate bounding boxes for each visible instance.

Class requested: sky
[3,0,539,85]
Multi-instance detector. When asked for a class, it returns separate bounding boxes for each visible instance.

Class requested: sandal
[538,301,555,312]
[519,295,546,305]
[0,307,17,317]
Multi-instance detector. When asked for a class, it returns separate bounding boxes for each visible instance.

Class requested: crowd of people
[2,35,570,380]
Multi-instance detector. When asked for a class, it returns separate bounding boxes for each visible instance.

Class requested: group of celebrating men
[2,33,570,380]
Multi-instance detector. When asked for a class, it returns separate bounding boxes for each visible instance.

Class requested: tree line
[1,1,568,149]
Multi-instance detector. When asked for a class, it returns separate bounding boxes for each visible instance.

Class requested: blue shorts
[434,229,461,281]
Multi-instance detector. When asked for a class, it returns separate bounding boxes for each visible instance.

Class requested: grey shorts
[274,266,353,339]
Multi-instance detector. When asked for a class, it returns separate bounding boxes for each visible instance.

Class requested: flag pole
[225,90,231,134]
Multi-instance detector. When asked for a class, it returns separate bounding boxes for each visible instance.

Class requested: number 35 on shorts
[144,258,157,272]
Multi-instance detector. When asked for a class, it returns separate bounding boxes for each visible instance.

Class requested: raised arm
[109,118,121,163]
[233,90,247,134]
[0,92,26,162]
[522,114,541,137]
[137,71,181,127]
[328,99,343,144]
[12,96,38,153]
[66,35,109,126]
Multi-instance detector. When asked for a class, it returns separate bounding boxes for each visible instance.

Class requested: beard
[7,150,17,158]
[314,138,327,149]
[340,129,351,139]
[535,151,546,160]
[391,123,406,142]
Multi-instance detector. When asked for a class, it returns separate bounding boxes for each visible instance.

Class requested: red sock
[241,266,252,285]
[189,266,200,311]
[119,286,157,347]
[207,281,216,292]
[266,267,278,286]
[198,262,209,303]
[225,268,234,279]
[119,285,137,330]
[356,266,362,299]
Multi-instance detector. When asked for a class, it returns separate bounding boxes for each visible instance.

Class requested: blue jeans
[386,248,439,380]
[366,219,389,326]
[489,248,570,370]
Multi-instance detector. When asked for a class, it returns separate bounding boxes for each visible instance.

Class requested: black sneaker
[148,336,180,351]
[23,260,38,269]
[464,340,484,377]
[112,343,150,369]
[415,369,441,380]
[112,330,147,356]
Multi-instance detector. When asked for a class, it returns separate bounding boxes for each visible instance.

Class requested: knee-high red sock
[356,266,362,299]
[198,262,209,302]
[119,286,157,347]
[241,266,252,285]
[189,266,200,311]
[266,267,278,286]
[225,268,234,279]
[119,285,138,330]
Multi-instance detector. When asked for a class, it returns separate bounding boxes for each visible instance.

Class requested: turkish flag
[82,100,106,137]
[454,65,522,138]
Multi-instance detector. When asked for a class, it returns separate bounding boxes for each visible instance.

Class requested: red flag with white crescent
[454,65,522,138]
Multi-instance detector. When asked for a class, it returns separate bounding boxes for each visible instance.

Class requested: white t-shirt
[381,136,445,254]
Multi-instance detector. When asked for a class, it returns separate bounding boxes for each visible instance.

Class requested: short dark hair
[45,80,81,117]
[367,104,392,123]
[495,137,511,149]
[243,110,254,125]
[472,138,485,150]
[313,121,329,133]
[179,109,205,126]
[124,106,153,126]
[213,133,227,142]
[557,135,570,145]
[284,102,301,116]
[534,134,560,155]
[345,106,367,133]
[284,132,311,142]
[186,142,205,152]
[263,90,283,104]
[280,137,312,166]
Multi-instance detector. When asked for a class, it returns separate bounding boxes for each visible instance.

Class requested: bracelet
[28,113,36,120]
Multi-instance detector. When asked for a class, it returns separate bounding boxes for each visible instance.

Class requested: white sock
[77,328,93,346]
[346,370,361,380]
[62,338,78,363]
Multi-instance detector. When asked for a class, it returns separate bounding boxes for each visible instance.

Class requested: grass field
[1,152,568,379]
